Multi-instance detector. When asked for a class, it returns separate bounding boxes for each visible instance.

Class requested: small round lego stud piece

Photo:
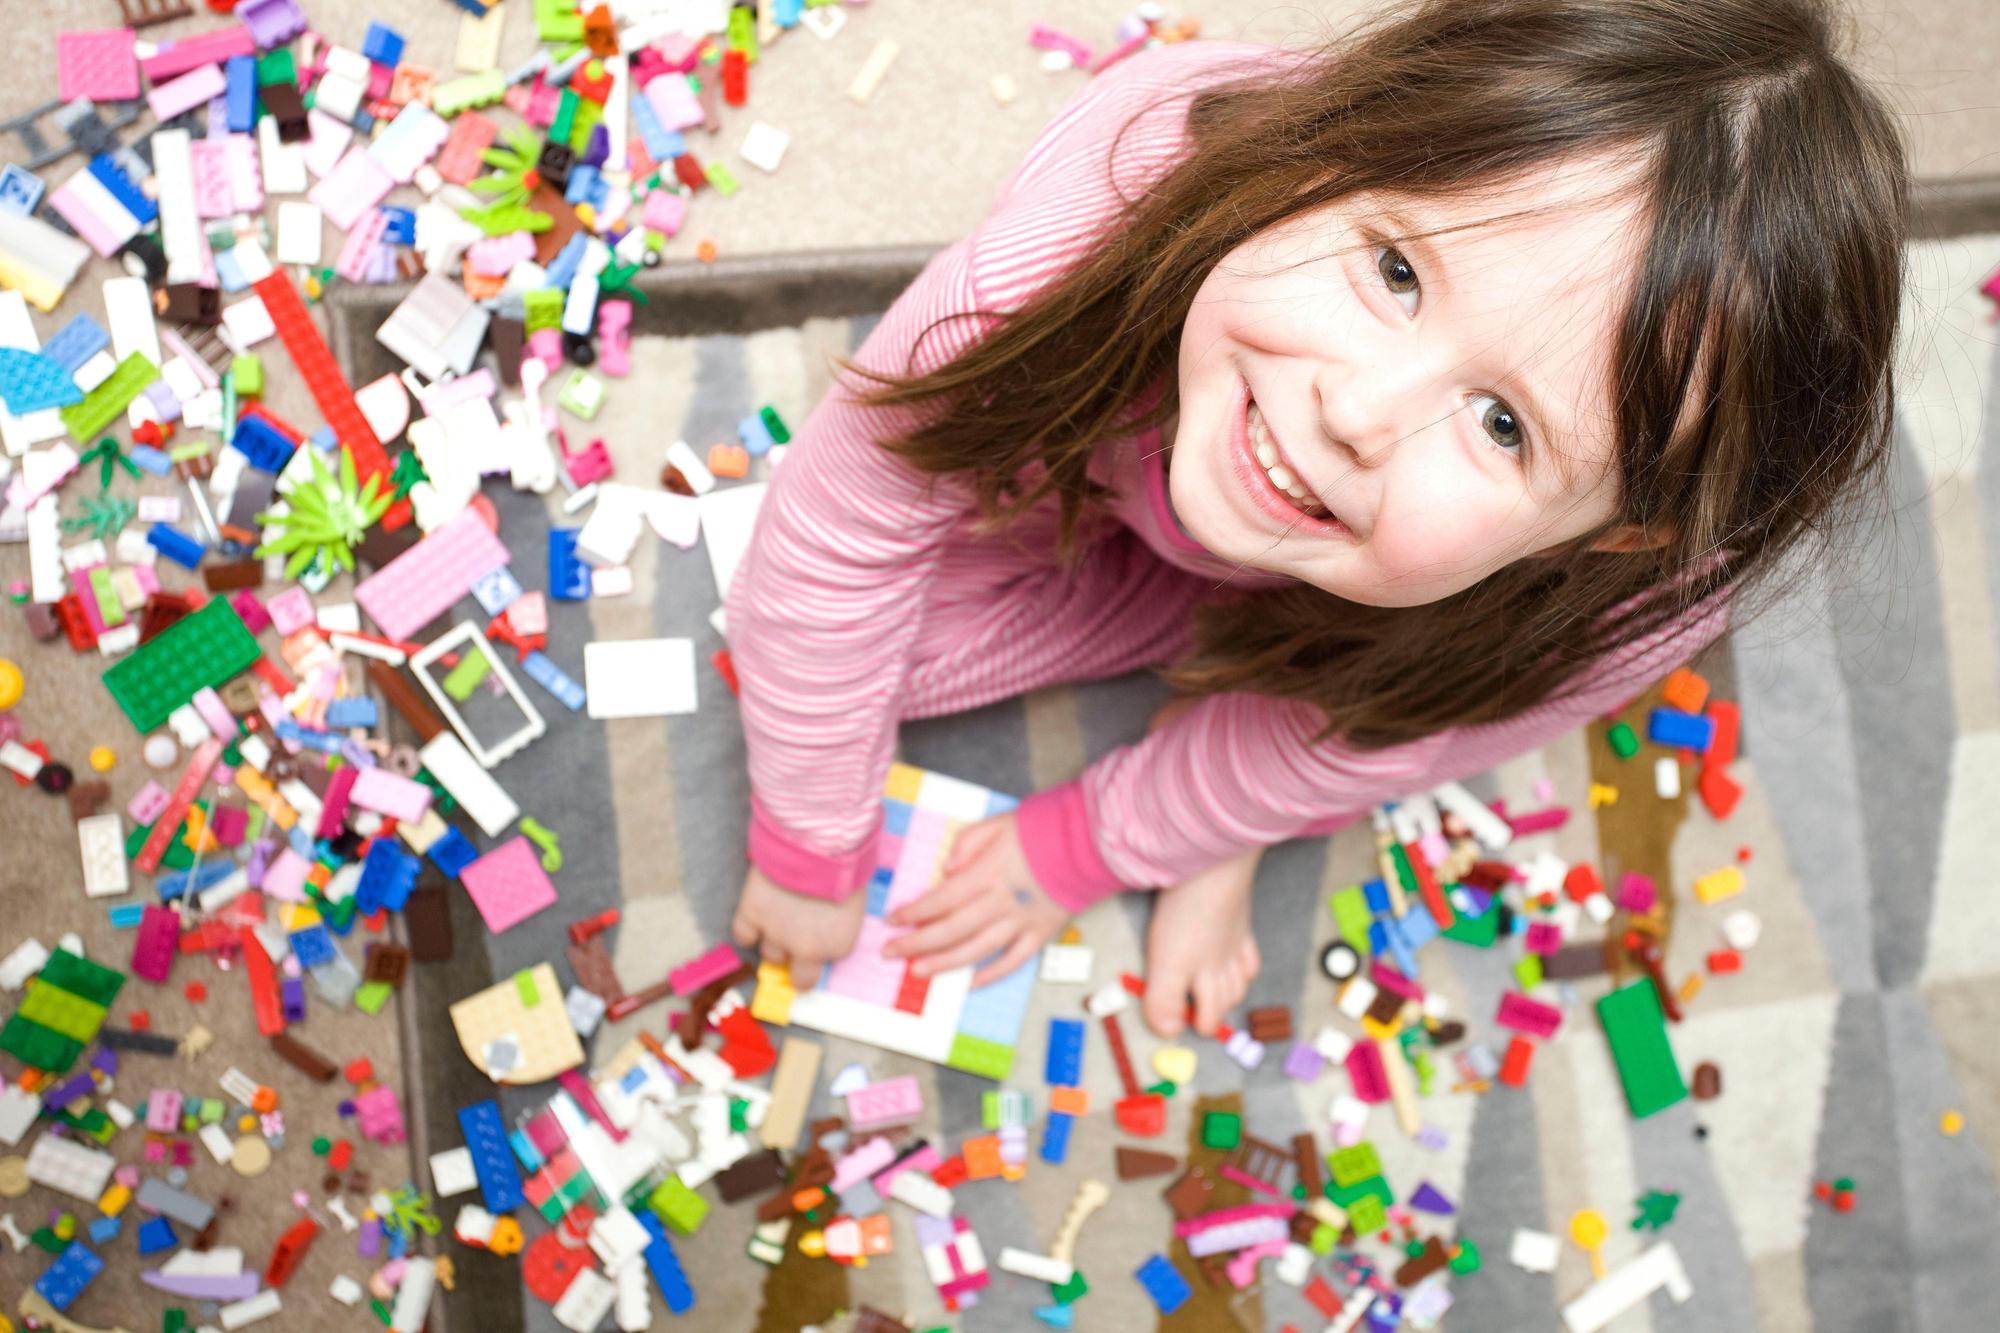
[1942,1109,1965,1136]
[143,734,179,769]
[88,746,115,771]
[696,239,719,262]
[0,658,21,709]
[1319,941,1361,982]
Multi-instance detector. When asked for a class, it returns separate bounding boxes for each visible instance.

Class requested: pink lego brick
[1345,1041,1389,1103]
[230,591,271,633]
[145,1087,185,1133]
[1505,806,1570,836]
[189,139,235,218]
[831,1135,897,1194]
[523,1108,569,1159]
[191,687,236,742]
[307,147,395,232]
[1495,991,1564,1040]
[459,836,558,934]
[354,508,510,641]
[333,207,390,283]
[57,29,140,102]
[149,64,229,123]
[260,847,311,902]
[1369,960,1423,1001]
[128,781,170,826]
[465,231,536,277]
[641,189,688,237]
[209,805,248,846]
[348,766,431,822]
[140,28,256,84]
[1523,921,1564,955]
[645,78,705,133]
[844,1075,922,1132]
[132,905,180,984]
[435,111,498,185]
[1618,871,1657,913]
[224,134,263,213]
[315,765,358,840]
[871,1141,941,1195]
[49,178,138,258]
[353,1084,406,1144]
[265,586,316,636]
[668,943,742,997]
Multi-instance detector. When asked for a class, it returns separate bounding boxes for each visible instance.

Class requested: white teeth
[1248,392,1331,519]
[1255,442,1276,468]
[1268,464,1295,491]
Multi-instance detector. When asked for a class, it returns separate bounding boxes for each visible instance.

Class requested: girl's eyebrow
[1379,206,1573,488]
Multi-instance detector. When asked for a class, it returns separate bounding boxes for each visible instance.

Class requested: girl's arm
[726,238,991,901]
[1021,603,1733,909]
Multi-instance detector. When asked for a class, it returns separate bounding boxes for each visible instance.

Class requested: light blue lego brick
[41,314,109,374]
[954,950,1037,1047]
[882,798,913,836]
[1397,903,1440,953]
[106,903,145,929]
[520,651,586,712]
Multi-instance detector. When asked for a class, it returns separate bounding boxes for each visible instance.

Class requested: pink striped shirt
[725,39,1731,913]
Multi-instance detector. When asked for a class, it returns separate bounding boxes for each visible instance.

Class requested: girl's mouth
[1229,379,1352,537]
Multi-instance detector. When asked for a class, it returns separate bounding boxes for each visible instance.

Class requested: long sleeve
[726,237,992,900]
[1018,590,1734,911]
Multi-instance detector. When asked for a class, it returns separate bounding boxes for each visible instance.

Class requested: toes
[1143,968,1188,1039]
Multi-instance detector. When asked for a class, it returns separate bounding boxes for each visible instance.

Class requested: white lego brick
[584,639,696,719]
[1509,1227,1562,1274]
[1338,976,1378,1020]
[259,116,308,194]
[1038,943,1093,984]
[61,538,108,572]
[103,275,161,368]
[575,495,642,567]
[368,103,450,184]
[231,235,275,285]
[26,1134,116,1200]
[428,1146,477,1197]
[416,732,520,837]
[552,1268,617,1333]
[560,271,598,337]
[1,739,45,781]
[78,813,129,898]
[329,1274,364,1306]
[1311,1025,1356,1063]
[313,70,367,125]
[222,296,275,347]
[1083,981,1130,1017]
[160,354,206,406]
[888,1167,954,1217]
[615,1258,649,1332]
[1654,755,1681,799]
[388,1255,436,1333]
[219,1288,283,1329]
[998,1248,1073,1286]
[0,939,49,991]
[97,623,139,658]
[1561,1241,1691,1333]
[662,439,715,494]
[274,202,323,266]
[0,1086,41,1146]
[151,128,205,286]
[587,1207,650,1271]
[739,121,789,173]
[27,495,64,603]
[1431,780,1514,851]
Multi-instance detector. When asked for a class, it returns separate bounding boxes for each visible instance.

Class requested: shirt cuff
[747,793,879,902]
[1017,779,1130,914]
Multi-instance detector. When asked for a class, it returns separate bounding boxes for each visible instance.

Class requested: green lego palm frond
[254,445,386,581]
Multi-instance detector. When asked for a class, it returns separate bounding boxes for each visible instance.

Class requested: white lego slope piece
[0,209,92,313]
[103,275,161,368]
[0,290,66,455]
[26,1134,116,1200]
[584,639,696,719]
[416,732,520,837]
[150,128,205,285]
[28,494,64,603]
[0,1085,41,1145]
[663,438,715,494]
[1561,1241,1692,1332]
[77,812,129,897]
[1509,1227,1562,1274]
[219,1288,283,1329]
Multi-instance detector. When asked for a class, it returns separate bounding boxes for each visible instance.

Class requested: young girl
[725,0,1907,1039]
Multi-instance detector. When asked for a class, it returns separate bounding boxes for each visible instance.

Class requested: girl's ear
[1588,522,1673,554]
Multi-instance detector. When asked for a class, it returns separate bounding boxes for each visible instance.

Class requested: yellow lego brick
[1693,866,1745,904]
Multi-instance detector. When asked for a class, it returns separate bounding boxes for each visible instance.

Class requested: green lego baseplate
[100,597,261,731]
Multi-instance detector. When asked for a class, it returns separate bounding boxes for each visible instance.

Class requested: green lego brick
[647,1176,709,1235]
[431,71,507,118]
[702,160,739,197]
[1327,885,1374,954]
[441,646,490,701]
[1608,720,1639,758]
[1597,980,1688,1118]
[758,405,790,444]
[567,100,602,155]
[522,288,565,333]
[0,1015,83,1071]
[1327,1142,1381,1188]
[550,89,579,145]
[1052,1271,1088,1304]
[353,982,393,1015]
[945,1033,1015,1081]
[19,978,108,1043]
[60,353,159,441]
[101,597,260,731]
[1513,955,1544,990]
[256,50,295,86]
[230,354,263,397]
[39,950,124,1007]
[87,566,124,628]
[534,0,585,43]
[1440,899,1500,946]
[1326,1172,1394,1212]
[1346,1193,1389,1235]
[1388,842,1420,904]
[726,4,758,59]
[1200,1111,1241,1151]
[125,815,194,870]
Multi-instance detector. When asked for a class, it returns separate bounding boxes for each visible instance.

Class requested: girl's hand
[730,864,868,977]
[883,810,1067,988]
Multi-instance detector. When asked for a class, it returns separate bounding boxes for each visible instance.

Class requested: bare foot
[730,865,868,973]
[1142,848,1262,1039]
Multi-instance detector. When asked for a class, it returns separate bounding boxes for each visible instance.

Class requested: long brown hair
[836,0,1909,748]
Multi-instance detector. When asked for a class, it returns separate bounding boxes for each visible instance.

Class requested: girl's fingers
[1192,972,1222,1038]
[887,869,984,928]
[941,817,1002,875]
[971,934,1041,990]
[885,895,993,962]
[730,910,759,949]
[762,942,790,967]
[912,921,1015,979]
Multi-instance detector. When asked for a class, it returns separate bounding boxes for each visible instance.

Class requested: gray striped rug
[448,231,2000,1332]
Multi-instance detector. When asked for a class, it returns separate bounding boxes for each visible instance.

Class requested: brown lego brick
[22,602,61,641]
[1365,986,1408,1026]
[1543,941,1612,980]
[716,1148,787,1203]
[367,659,445,743]
[270,1031,337,1083]
[1291,1132,1322,1198]
[364,943,410,987]
[1115,1146,1178,1181]
[66,780,111,821]
[202,560,264,592]
[1394,1236,1451,1287]
[1163,1166,1215,1220]
[492,317,525,387]
[1246,1005,1293,1042]
[566,935,625,1003]
[400,885,454,962]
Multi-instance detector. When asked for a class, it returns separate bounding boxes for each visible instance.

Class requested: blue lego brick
[146,523,206,570]
[1134,1254,1190,1315]
[1362,878,1391,914]
[470,565,523,615]
[288,923,338,969]
[520,651,586,712]
[426,825,478,878]
[637,1212,697,1314]
[106,903,144,929]
[380,206,416,246]
[506,1127,545,1174]
[214,246,254,293]
[130,444,172,475]
[547,527,591,601]
[457,1099,525,1213]
[736,413,775,456]
[362,21,407,66]
[154,857,238,902]
[773,0,804,24]
[35,1241,105,1312]
[1038,1110,1073,1165]
[40,314,109,374]
[225,56,259,133]
[542,233,589,291]
[1044,1017,1084,1087]
[136,1216,177,1255]
[86,1215,120,1244]
[86,155,155,225]
[1646,707,1714,753]
[563,162,600,206]
[324,697,378,729]
[956,950,1036,1049]
[228,413,297,473]
[0,163,44,216]
[1397,901,1440,953]
[355,840,420,914]
[630,94,680,163]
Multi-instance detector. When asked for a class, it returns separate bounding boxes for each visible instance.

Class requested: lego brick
[35,1239,105,1311]
[149,64,229,124]
[1596,981,1688,1118]
[0,348,81,414]
[583,638,696,718]
[59,351,157,440]
[1044,1017,1085,1087]
[458,1098,525,1212]
[58,29,140,101]
[410,622,546,768]
[251,267,390,501]
[77,811,128,897]
[308,147,396,232]
[1135,1254,1190,1315]
[417,733,518,838]
[26,1135,116,1200]
[459,835,557,934]
[101,597,259,731]
[354,507,511,641]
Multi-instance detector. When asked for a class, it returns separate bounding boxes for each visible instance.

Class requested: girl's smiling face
[1169,152,1659,606]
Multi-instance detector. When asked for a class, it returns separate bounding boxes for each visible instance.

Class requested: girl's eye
[1373,243,1531,463]
[1375,245,1420,315]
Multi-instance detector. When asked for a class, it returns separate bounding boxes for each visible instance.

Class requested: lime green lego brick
[0,1015,83,1071]
[647,1176,709,1235]
[61,353,159,441]
[441,646,490,701]
[87,566,124,628]
[256,50,295,86]
[39,950,124,1008]
[945,1032,1015,1081]
[1596,980,1688,1118]
[1513,955,1544,990]
[1327,1143,1381,1188]
[101,597,260,731]
[1440,899,1500,946]
[521,289,565,333]
[534,0,585,42]
[353,981,393,1015]
[1328,885,1373,954]
[432,71,508,118]
[702,160,739,197]
[567,101,602,155]
[1346,1193,1389,1235]
[230,354,263,397]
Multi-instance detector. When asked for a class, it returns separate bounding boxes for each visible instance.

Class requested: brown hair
[836,0,1909,748]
